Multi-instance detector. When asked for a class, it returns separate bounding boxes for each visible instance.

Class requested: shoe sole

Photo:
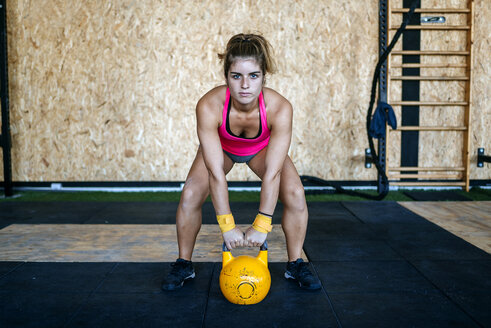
[162,272,196,291]
[284,271,322,290]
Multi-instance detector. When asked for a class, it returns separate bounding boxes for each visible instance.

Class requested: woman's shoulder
[198,85,227,105]
[196,85,227,114]
[262,87,292,113]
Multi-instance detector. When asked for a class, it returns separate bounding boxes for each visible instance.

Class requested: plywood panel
[0,224,304,262]
[400,201,491,254]
[4,0,379,182]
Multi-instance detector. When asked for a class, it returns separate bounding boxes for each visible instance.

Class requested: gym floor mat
[0,201,489,327]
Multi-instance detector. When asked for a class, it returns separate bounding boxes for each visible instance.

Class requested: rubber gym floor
[0,197,490,327]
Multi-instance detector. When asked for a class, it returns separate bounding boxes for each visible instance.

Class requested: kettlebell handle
[222,241,268,252]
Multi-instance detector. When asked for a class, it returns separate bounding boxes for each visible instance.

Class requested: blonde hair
[218,33,276,78]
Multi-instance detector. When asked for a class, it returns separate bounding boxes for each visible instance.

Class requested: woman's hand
[244,226,268,247]
[222,226,245,250]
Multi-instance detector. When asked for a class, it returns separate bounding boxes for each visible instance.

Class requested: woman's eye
[232,74,240,79]
[250,73,258,78]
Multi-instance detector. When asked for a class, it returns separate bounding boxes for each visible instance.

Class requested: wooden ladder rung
[392,126,467,131]
[388,167,465,172]
[390,181,466,187]
[390,173,462,179]
[391,50,469,56]
[390,76,469,81]
[391,8,471,14]
[390,101,468,106]
[390,25,470,30]
[390,63,468,68]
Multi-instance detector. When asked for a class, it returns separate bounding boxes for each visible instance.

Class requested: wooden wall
[1,0,489,182]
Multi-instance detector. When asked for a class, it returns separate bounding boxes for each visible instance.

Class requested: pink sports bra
[218,88,271,156]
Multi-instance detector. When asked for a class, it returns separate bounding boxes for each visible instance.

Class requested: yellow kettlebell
[219,241,271,305]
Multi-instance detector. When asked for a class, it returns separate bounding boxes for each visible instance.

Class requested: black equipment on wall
[0,0,13,197]
[477,148,491,168]
[376,0,389,193]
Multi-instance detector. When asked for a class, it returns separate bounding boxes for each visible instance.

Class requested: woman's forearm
[208,172,231,215]
[258,172,281,216]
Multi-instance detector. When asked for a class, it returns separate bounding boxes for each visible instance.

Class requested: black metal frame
[377,0,388,193]
[0,0,12,197]
[477,148,491,168]
[401,0,421,179]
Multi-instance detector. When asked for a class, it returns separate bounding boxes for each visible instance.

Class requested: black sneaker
[285,258,321,290]
[162,259,195,291]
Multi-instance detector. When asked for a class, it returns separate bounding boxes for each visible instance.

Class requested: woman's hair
[218,33,276,78]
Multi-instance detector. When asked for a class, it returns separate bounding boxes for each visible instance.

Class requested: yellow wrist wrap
[217,214,236,234]
[252,213,273,233]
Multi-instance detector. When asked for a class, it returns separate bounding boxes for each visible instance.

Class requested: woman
[162,33,321,291]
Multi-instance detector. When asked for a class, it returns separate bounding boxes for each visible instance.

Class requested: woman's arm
[196,96,231,216]
[259,98,293,215]
[244,95,293,247]
[196,93,245,249]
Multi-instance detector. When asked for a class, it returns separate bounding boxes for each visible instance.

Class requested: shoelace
[296,262,313,279]
[170,261,189,277]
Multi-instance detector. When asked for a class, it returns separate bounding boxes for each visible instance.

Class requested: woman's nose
[241,78,249,89]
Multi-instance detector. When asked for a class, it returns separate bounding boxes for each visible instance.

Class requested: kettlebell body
[219,242,271,305]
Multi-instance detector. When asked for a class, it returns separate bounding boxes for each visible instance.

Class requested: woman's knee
[180,181,208,210]
[281,182,307,213]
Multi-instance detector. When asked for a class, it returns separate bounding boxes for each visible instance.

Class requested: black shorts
[223,150,259,164]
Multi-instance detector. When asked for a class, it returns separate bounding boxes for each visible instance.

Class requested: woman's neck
[230,97,259,114]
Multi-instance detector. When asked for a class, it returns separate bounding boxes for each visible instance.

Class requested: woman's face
[226,57,264,106]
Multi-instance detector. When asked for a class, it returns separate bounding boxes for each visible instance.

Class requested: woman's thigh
[247,148,304,199]
[181,147,235,202]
